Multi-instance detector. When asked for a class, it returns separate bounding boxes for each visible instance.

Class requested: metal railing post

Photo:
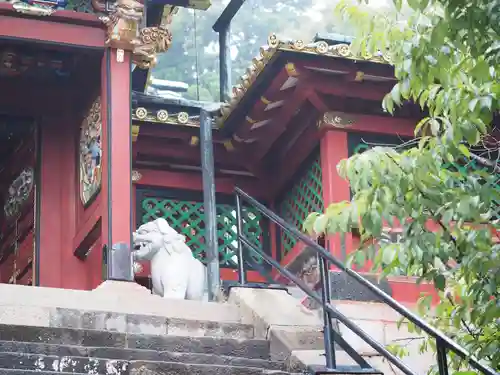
[319,254,336,369]
[235,192,246,285]
[436,339,450,375]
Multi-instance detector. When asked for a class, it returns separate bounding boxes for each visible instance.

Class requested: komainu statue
[99,0,144,51]
[132,218,207,300]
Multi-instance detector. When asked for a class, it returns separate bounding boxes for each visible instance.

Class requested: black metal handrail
[234,187,498,375]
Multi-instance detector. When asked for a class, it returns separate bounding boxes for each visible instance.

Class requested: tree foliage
[304,0,500,373]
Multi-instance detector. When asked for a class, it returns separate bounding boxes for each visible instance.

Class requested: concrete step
[0,325,270,360]
[0,352,294,375]
[127,361,297,375]
[0,341,286,370]
[0,370,82,375]
[0,368,303,375]
[0,305,255,339]
[0,282,246,327]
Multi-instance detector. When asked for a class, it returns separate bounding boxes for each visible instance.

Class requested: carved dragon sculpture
[99,0,144,51]
[131,5,177,69]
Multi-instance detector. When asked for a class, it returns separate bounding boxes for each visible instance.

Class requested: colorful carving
[318,111,356,129]
[132,6,176,69]
[3,168,34,220]
[100,0,144,51]
[79,97,102,206]
[132,170,142,182]
[8,0,69,16]
[132,25,173,69]
[0,49,72,78]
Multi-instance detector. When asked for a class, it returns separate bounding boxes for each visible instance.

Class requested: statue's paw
[133,262,143,274]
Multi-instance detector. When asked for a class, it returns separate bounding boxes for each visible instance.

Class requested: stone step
[0,370,81,375]
[0,282,246,327]
[0,305,254,339]
[0,352,294,375]
[0,324,270,359]
[127,361,296,375]
[0,341,286,370]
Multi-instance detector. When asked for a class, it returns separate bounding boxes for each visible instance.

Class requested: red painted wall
[38,115,103,290]
[318,128,439,304]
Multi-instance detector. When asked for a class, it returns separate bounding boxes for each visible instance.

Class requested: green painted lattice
[277,152,324,256]
[140,197,264,266]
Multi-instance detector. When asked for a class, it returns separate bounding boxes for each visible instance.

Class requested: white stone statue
[132,218,207,300]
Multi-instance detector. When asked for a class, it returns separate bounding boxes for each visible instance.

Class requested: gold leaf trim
[190,136,199,146]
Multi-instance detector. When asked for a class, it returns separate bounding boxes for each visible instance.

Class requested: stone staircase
[0,281,437,375]
[0,323,296,375]
[0,282,316,375]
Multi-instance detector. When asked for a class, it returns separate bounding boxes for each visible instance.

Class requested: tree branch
[470,152,500,173]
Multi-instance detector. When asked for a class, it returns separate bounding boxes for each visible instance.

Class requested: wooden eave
[130,91,255,177]
[213,35,424,193]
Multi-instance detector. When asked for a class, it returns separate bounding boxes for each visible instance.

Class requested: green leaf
[433,274,446,291]
[458,144,470,158]
[382,245,396,264]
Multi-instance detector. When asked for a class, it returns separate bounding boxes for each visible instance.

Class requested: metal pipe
[218,24,232,102]
[235,193,246,284]
[212,0,245,32]
[106,49,113,251]
[200,110,220,301]
[213,0,245,102]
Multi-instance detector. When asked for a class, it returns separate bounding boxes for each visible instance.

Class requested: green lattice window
[277,151,324,257]
[138,191,266,267]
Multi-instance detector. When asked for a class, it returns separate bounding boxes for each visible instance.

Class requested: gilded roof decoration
[270,35,391,64]
[132,107,199,127]
[216,34,391,128]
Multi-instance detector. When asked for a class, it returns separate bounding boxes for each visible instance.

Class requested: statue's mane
[154,218,192,256]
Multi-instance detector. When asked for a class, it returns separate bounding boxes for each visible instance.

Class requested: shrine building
[2,0,492,304]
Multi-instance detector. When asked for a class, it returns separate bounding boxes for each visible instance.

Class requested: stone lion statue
[132,218,207,300]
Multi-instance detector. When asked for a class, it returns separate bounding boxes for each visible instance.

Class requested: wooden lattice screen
[137,189,269,268]
[276,150,324,258]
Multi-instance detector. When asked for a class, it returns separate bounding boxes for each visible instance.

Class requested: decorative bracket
[317,111,356,129]
[100,2,177,69]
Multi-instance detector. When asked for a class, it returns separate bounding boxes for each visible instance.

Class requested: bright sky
[305,0,392,22]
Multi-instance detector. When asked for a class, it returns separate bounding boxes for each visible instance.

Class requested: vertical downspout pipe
[218,25,232,102]
[213,0,245,102]
[200,109,220,301]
